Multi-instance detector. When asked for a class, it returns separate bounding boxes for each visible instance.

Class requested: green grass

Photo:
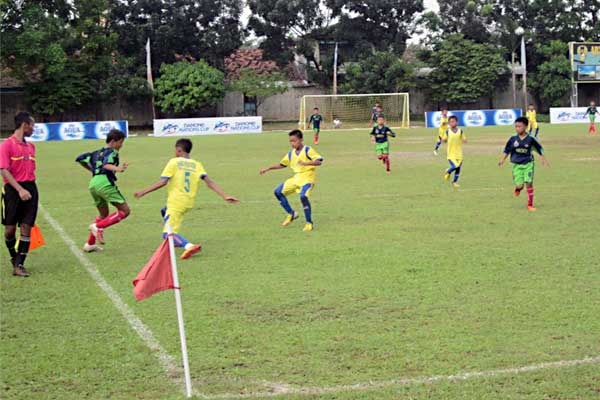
[1,123,599,399]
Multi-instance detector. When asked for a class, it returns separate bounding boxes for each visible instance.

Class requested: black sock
[5,237,17,261]
[15,236,30,267]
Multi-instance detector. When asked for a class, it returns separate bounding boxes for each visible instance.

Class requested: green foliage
[110,0,244,70]
[228,69,287,109]
[0,0,150,117]
[154,61,225,114]
[341,51,414,94]
[427,34,506,104]
[529,41,571,107]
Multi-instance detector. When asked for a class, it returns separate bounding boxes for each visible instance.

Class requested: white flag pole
[146,38,157,120]
[166,223,193,398]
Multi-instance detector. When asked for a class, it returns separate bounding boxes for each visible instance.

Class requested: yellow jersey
[442,128,466,161]
[438,116,449,135]
[160,157,207,211]
[526,110,537,124]
[280,145,323,183]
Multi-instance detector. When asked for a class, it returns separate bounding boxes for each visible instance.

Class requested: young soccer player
[442,115,467,188]
[134,138,239,259]
[498,116,549,211]
[369,105,384,127]
[259,130,323,232]
[76,129,130,252]
[526,104,539,137]
[370,115,396,173]
[434,107,449,155]
[308,107,323,145]
[585,101,597,135]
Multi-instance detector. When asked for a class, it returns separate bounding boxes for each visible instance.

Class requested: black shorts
[1,182,39,226]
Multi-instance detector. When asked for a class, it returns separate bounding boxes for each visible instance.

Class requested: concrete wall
[6,82,595,130]
[0,91,154,131]
[220,85,327,121]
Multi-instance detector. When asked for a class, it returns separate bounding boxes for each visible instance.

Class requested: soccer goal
[299,93,410,130]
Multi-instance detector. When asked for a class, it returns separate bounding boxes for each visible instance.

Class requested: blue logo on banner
[162,123,179,135]
[494,109,517,125]
[464,110,486,126]
[30,124,50,141]
[59,122,86,140]
[95,121,121,139]
[214,121,230,133]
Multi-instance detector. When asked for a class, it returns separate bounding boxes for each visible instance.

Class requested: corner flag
[132,240,176,301]
[132,225,193,397]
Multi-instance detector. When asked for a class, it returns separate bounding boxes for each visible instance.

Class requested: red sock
[87,217,103,245]
[97,211,127,229]
[526,187,534,206]
[385,155,390,171]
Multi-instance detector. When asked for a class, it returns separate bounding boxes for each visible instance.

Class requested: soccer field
[1,124,599,400]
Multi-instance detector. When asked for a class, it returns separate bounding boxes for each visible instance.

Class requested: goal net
[299,93,410,130]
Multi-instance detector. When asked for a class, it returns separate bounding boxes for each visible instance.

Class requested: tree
[529,41,571,107]
[0,0,151,118]
[110,0,244,71]
[247,0,332,66]
[228,69,287,114]
[427,34,507,105]
[327,0,424,56]
[154,61,225,114]
[341,52,413,94]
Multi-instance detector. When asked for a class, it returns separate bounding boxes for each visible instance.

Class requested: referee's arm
[0,169,32,201]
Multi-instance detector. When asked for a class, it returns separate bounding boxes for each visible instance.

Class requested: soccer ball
[333,119,342,128]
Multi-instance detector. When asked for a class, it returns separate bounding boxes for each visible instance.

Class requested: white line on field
[38,204,600,400]
[203,356,600,399]
[38,205,193,397]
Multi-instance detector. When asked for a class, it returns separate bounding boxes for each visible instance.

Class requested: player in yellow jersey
[134,138,239,259]
[259,130,323,232]
[526,104,539,137]
[441,115,467,188]
[434,107,449,155]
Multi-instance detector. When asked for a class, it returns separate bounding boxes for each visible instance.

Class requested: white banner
[549,107,590,124]
[153,116,262,136]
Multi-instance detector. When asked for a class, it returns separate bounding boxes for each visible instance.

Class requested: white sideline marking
[39,205,190,395]
[38,204,600,399]
[204,356,600,399]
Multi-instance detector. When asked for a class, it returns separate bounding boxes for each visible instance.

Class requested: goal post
[299,93,410,130]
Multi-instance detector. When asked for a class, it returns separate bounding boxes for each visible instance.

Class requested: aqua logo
[59,122,86,140]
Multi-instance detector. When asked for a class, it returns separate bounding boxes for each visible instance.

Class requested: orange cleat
[527,205,537,212]
[181,244,202,260]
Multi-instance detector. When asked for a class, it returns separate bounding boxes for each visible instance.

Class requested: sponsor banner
[30,120,128,142]
[425,109,522,128]
[153,116,262,137]
[549,107,591,124]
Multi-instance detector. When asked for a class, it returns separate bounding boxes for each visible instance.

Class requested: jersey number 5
[183,171,191,193]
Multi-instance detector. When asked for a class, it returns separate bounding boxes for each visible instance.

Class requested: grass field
[1,123,600,399]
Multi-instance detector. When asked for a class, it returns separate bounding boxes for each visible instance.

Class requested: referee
[1,112,38,277]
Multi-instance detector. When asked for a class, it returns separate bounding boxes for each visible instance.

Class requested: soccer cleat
[282,212,299,227]
[444,173,451,181]
[513,189,522,197]
[13,265,30,277]
[303,223,314,232]
[83,243,103,253]
[433,149,438,156]
[181,244,202,260]
[527,205,537,212]
[89,223,105,245]
[452,182,461,188]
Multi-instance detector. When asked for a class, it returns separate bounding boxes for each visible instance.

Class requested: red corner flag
[133,240,178,301]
